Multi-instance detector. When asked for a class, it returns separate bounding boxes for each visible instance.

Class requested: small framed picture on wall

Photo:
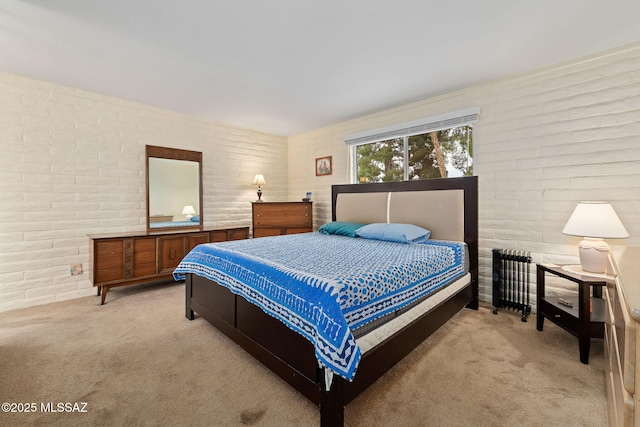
[315,156,332,176]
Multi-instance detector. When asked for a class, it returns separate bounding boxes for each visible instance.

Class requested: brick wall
[2,43,638,312]
[0,72,287,312]
[288,43,640,305]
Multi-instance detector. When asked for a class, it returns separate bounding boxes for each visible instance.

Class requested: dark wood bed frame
[185,176,478,426]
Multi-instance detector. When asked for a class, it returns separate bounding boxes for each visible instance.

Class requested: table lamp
[181,205,196,220]
[252,174,266,202]
[562,201,628,274]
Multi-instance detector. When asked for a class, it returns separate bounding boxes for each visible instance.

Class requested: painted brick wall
[288,43,640,306]
[2,43,639,313]
[0,72,287,312]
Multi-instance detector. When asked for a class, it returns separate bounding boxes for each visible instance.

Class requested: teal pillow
[190,215,200,222]
[355,223,431,244]
[318,221,367,238]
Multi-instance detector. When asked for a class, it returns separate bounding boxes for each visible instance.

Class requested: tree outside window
[355,125,473,183]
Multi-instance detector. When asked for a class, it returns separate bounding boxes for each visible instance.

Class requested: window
[344,108,478,183]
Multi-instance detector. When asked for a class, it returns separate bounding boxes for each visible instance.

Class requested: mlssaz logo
[40,402,88,413]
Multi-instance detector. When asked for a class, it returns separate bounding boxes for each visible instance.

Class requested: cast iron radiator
[492,249,532,322]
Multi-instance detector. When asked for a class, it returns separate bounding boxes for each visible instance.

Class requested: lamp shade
[562,201,628,239]
[181,205,196,215]
[252,174,266,186]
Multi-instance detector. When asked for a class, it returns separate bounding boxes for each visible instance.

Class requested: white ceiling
[2,1,640,137]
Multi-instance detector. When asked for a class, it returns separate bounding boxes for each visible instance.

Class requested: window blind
[343,107,480,146]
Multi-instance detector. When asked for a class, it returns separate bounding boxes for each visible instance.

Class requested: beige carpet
[0,282,607,426]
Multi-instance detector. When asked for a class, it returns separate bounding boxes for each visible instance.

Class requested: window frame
[344,107,479,184]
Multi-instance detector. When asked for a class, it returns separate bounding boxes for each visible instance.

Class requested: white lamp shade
[252,174,266,186]
[181,205,196,215]
[562,201,629,239]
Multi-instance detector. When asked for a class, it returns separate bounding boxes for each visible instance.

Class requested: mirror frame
[146,145,203,231]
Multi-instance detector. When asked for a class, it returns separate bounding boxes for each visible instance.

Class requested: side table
[536,264,608,364]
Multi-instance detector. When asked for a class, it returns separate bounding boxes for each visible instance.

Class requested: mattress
[357,272,471,353]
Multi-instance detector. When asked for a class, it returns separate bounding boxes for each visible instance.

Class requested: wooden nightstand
[536,264,608,364]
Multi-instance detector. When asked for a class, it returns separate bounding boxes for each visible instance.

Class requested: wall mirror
[146,145,203,230]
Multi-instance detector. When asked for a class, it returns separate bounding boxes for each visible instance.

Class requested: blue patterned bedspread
[173,233,466,381]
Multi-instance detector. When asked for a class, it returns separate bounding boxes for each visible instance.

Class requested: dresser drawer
[286,227,313,235]
[252,202,313,237]
[227,227,249,240]
[132,237,157,278]
[252,202,312,227]
[616,278,636,395]
[540,299,580,332]
[253,228,283,238]
[158,235,186,274]
[614,329,636,427]
[93,240,125,283]
[186,233,210,252]
[209,230,228,242]
[605,248,640,427]
[605,268,636,426]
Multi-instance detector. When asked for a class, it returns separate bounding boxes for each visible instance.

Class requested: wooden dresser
[605,246,640,426]
[89,226,249,304]
[252,201,312,238]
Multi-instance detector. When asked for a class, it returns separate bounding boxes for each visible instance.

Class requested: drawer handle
[554,314,561,318]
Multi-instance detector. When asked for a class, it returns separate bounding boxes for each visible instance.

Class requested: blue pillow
[355,223,431,244]
[190,215,200,222]
[318,221,367,238]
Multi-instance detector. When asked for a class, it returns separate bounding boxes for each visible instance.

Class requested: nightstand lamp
[181,205,196,220]
[562,201,629,274]
[252,174,266,202]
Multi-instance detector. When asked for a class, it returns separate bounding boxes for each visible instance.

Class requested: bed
[175,176,478,426]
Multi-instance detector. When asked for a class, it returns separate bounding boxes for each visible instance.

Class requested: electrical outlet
[70,264,83,276]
